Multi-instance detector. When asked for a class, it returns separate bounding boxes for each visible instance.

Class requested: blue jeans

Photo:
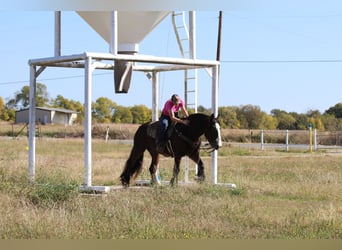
[157,115,171,144]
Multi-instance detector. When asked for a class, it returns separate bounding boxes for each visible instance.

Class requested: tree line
[1,83,342,131]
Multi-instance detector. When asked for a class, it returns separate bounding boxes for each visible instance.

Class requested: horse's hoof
[121,183,129,188]
[169,178,176,187]
[151,181,161,186]
[194,176,205,183]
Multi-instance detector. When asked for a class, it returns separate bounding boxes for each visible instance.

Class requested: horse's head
[186,113,222,151]
[203,114,222,150]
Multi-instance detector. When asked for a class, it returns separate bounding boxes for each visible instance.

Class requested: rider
[157,94,189,153]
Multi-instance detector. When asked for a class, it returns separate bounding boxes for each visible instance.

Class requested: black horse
[120,113,221,186]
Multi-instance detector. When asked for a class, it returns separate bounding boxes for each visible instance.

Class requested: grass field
[0,136,341,239]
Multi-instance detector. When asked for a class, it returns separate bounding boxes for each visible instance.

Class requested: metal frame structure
[27,11,220,192]
[28,52,220,192]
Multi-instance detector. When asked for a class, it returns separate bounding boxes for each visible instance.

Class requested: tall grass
[0,137,341,239]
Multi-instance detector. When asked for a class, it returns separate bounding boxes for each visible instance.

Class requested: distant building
[15,107,78,125]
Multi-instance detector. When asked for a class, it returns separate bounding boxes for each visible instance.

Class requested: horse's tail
[120,125,147,186]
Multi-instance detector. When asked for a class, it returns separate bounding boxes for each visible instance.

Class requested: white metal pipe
[314,129,317,150]
[309,127,313,152]
[189,11,198,113]
[110,11,118,55]
[47,62,207,73]
[189,11,196,60]
[84,56,93,187]
[185,11,198,180]
[54,11,61,57]
[29,52,219,67]
[261,129,264,150]
[28,65,36,182]
[151,72,159,122]
[286,129,289,151]
[211,65,219,184]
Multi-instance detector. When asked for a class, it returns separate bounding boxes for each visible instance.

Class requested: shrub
[27,174,79,208]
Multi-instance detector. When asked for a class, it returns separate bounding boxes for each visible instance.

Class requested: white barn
[15,107,78,125]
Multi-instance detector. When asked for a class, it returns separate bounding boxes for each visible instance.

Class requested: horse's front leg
[194,158,205,183]
[189,152,205,183]
[170,157,181,186]
[149,154,161,186]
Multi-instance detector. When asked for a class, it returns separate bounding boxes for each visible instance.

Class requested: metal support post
[110,11,118,55]
[152,71,159,122]
[54,11,61,56]
[84,56,93,187]
[28,65,36,182]
[211,65,219,184]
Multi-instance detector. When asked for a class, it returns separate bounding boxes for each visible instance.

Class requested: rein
[174,126,215,153]
[201,143,216,153]
[174,128,196,147]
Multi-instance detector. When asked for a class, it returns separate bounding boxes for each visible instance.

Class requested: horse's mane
[176,113,212,140]
[188,113,210,122]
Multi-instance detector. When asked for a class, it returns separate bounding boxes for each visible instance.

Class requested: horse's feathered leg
[149,153,161,185]
[194,158,205,183]
[188,152,205,183]
[170,157,181,187]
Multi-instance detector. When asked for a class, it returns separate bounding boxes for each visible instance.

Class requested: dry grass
[0,136,341,239]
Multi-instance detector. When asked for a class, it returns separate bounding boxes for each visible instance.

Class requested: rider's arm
[181,105,189,118]
[168,109,188,125]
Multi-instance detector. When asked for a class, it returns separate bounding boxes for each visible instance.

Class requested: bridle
[173,120,221,153]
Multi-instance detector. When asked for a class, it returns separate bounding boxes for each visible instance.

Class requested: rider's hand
[182,119,189,125]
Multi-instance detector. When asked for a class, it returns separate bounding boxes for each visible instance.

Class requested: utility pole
[216,11,223,61]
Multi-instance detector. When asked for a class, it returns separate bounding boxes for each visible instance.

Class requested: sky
[0,1,342,114]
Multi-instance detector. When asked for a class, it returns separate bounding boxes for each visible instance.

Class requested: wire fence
[221,129,342,151]
[2,122,342,151]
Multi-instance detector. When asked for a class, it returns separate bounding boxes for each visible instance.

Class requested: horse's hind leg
[149,154,161,185]
[170,157,181,187]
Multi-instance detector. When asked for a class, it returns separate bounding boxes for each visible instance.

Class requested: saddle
[147,122,175,157]
[146,121,174,139]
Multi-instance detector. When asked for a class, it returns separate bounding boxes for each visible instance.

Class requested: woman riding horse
[157,94,189,154]
[120,113,221,187]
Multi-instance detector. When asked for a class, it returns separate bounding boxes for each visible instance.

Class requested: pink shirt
[162,99,185,116]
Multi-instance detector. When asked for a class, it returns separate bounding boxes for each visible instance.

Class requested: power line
[1,59,342,86]
[0,72,111,86]
[221,59,342,63]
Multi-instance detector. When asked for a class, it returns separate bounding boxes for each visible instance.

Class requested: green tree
[260,113,277,129]
[218,106,240,129]
[0,97,8,121]
[0,96,15,121]
[112,106,133,123]
[321,114,342,130]
[197,105,210,115]
[92,97,117,123]
[290,112,308,130]
[325,103,342,118]
[6,82,50,109]
[277,113,296,129]
[237,105,264,129]
[130,105,151,124]
[306,109,324,130]
[53,95,75,110]
[36,83,50,107]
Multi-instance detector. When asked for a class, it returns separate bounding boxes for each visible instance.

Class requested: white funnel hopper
[77,11,170,54]
[77,11,170,93]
